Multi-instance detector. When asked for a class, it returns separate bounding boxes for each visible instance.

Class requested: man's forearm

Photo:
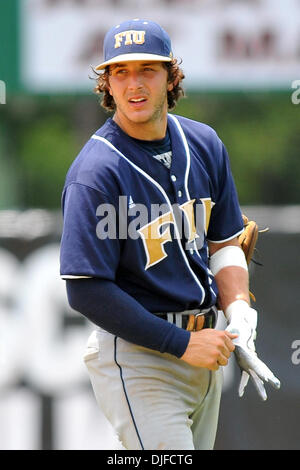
[213,265,250,312]
[208,237,250,312]
[66,278,190,358]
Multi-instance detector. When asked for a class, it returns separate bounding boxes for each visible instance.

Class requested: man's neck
[112,112,168,141]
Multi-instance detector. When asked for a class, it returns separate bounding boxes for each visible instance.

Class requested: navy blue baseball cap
[95,19,173,70]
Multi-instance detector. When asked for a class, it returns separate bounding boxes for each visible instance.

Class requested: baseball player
[60,19,280,450]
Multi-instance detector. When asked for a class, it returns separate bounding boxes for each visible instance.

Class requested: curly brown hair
[92,58,185,111]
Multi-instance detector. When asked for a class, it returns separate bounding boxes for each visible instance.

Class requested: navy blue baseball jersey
[60,114,244,313]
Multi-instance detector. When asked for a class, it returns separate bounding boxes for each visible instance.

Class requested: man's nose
[127,71,143,89]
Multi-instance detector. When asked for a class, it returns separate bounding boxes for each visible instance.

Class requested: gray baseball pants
[84,327,223,450]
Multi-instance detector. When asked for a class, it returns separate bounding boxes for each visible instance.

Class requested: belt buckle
[193,313,205,331]
[186,307,217,331]
[186,312,205,331]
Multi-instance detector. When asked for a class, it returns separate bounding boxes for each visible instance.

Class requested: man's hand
[180,329,238,370]
[225,300,281,400]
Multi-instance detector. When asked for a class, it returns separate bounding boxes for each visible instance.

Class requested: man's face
[107,61,173,129]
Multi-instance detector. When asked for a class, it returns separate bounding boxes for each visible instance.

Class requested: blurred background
[0,0,299,450]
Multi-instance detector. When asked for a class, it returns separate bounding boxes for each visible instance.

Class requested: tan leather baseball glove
[239,214,262,303]
[238,215,259,266]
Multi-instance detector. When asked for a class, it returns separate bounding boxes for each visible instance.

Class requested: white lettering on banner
[15,244,92,394]
[0,249,24,388]
[0,243,233,449]
[53,391,123,450]
[0,387,41,450]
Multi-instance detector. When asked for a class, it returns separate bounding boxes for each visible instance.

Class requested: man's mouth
[130,98,145,102]
[128,97,147,104]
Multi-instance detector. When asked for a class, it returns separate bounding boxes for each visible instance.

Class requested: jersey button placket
[171,175,183,201]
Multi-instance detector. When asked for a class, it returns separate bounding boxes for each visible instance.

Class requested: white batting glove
[225,300,280,401]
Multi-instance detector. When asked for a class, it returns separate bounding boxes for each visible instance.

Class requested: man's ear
[167,78,179,91]
[106,71,113,96]
[107,81,113,96]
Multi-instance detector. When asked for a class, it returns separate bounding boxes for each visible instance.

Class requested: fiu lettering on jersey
[199,198,215,234]
[180,199,198,243]
[114,30,146,48]
[138,211,174,269]
[138,198,214,270]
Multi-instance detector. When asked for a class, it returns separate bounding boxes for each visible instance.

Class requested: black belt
[156,306,218,331]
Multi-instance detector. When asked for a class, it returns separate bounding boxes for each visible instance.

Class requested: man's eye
[115,69,127,75]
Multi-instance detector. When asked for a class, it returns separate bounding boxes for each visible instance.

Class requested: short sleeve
[207,142,244,242]
[60,183,121,279]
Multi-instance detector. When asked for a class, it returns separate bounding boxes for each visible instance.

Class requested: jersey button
[171,174,177,182]
[178,190,182,197]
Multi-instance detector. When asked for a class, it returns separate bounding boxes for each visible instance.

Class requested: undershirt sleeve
[66,277,191,358]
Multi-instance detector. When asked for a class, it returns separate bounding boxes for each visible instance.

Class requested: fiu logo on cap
[114,30,146,49]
